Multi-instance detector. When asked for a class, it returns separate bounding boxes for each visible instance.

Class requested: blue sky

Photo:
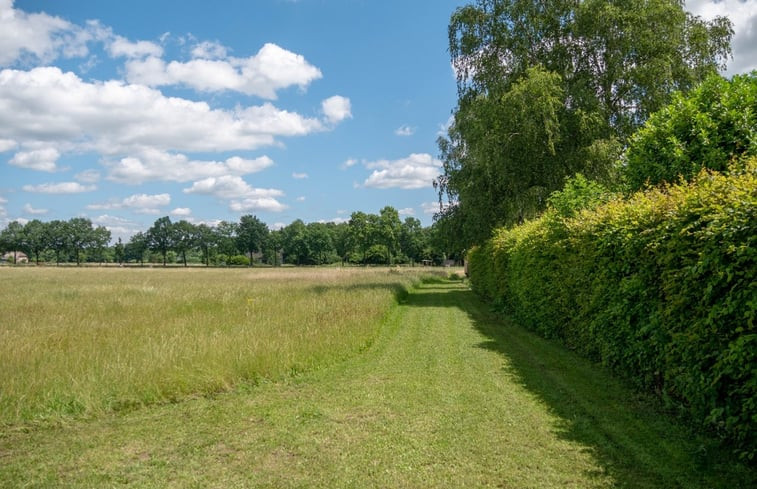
[1,0,755,241]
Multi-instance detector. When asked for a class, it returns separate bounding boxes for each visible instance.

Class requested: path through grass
[0,280,751,487]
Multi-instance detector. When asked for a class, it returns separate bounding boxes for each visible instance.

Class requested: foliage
[547,173,612,219]
[437,0,733,245]
[625,72,757,190]
[226,254,250,266]
[468,160,757,458]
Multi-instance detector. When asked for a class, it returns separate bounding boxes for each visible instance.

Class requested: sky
[0,0,755,242]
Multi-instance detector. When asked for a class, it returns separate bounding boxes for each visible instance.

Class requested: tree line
[0,206,459,267]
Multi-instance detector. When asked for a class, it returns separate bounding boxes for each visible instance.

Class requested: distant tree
[281,219,309,265]
[125,231,149,264]
[377,206,402,265]
[47,220,70,265]
[114,237,125,264]
[347,211,372,265]
[146,216,174,266]
[22,219,48,264]
[88,225,112,263]
[399,217,424,265]
[331,222,351,266]
[67,217,98,266]
[172,220,196,267]
[236,215,268,266]
[193,224,216,266]
[0,221,25,263]
[215,220,239,256]
[305,222,335,265]
[263,229,283,266]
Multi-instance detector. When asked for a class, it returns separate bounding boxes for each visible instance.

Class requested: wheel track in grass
[0,280,752,488]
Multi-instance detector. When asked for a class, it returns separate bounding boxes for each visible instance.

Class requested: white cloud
[296,196,306,202]
[686,0,757,75]
[398,207,415,216]
[292,172,308,179]
[22,181,96,193]
[0,67,331,159]
[92,214,141,242]
[183,175,287,212]
[125,43,322,98]
[0,0,90,66]
[107,149,274,184]
[0,138,17,152]
[75,169,101,183]
[341,158,358,169]
[191,40,228,59]
[363,153,442,190]
[421,201,456,215]
[170,207,192,217]
[87,193,170,214]
[437,115,454,137]
[322,95,352,123]
[22,203,47,215]
[395,125,416,136]
[9,148,61,172]
[107,35,163,59]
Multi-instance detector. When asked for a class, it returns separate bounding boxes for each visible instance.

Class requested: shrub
[227,254,250,266]
[624,72,757,191]
[468,159,757,459]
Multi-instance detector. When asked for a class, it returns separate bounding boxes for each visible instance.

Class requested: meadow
[0,266,433,425]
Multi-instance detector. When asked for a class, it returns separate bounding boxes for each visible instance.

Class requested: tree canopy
[436,0,733,247]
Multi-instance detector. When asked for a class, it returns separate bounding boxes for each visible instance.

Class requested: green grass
[0,267,429,424]
[0,273,752,487]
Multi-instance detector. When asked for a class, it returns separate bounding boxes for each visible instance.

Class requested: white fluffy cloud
[170,207,192,217]
[87,192,171,214]
[183,175,287,213]
[9,147,61,171]
[125,43,322,98]
[22,181,96,193]
[22,203,48,215]
[0,67,332,156]
[322,95,352,124]
[395,125,416,137]
[0,0,90,66]
[686,0,757,75]
[107,35,163,59]
[363,153,442,190]
[107,149,274,184]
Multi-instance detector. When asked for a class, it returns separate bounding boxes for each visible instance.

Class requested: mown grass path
[0,280,751,488]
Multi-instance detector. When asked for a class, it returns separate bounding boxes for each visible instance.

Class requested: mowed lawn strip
[1,279,752,488]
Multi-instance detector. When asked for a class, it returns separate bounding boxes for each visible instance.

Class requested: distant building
[1,251,29,263]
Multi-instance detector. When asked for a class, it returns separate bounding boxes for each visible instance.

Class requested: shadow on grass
[405,282,754,489]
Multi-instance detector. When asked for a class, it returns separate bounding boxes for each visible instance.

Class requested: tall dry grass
[0,267,432,424]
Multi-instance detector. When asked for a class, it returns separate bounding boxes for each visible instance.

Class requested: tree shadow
[404,282,754,488]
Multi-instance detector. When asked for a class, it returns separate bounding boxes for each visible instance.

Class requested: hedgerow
[468,159,757,459]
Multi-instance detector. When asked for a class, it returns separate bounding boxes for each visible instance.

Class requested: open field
[0,267,439,424]
[0,270,752,487]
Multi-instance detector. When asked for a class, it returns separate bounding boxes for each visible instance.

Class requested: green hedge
[468,159,757,459]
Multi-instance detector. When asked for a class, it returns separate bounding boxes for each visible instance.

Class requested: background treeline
[467,73,756,459]
[0,206,460,267]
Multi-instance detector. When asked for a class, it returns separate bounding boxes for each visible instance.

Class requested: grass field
[0,269,752,487]
[0,267,433,424]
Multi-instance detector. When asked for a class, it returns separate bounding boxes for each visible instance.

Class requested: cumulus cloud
[398,207,415,216]
[322,95,352,123]
[183,175,287,213]
[22,181,96,193]
[292,172,308,179]
[125,43,322,98]
[92,214,142,241]
[0,0,90,66]
[170,207,192,217]
[341,158,358,169]
[686,0,757,75]
[87,192,171,214]
[0,67,331,156]
[9,148,61,172]
[0,138,17,152]
[75,169,101,183]
[395,125,416,136]
[107,35,163,59]
[363,153,442,190]
[421,201,456,215]
[107,149,274,184]
[22,203,47,215]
